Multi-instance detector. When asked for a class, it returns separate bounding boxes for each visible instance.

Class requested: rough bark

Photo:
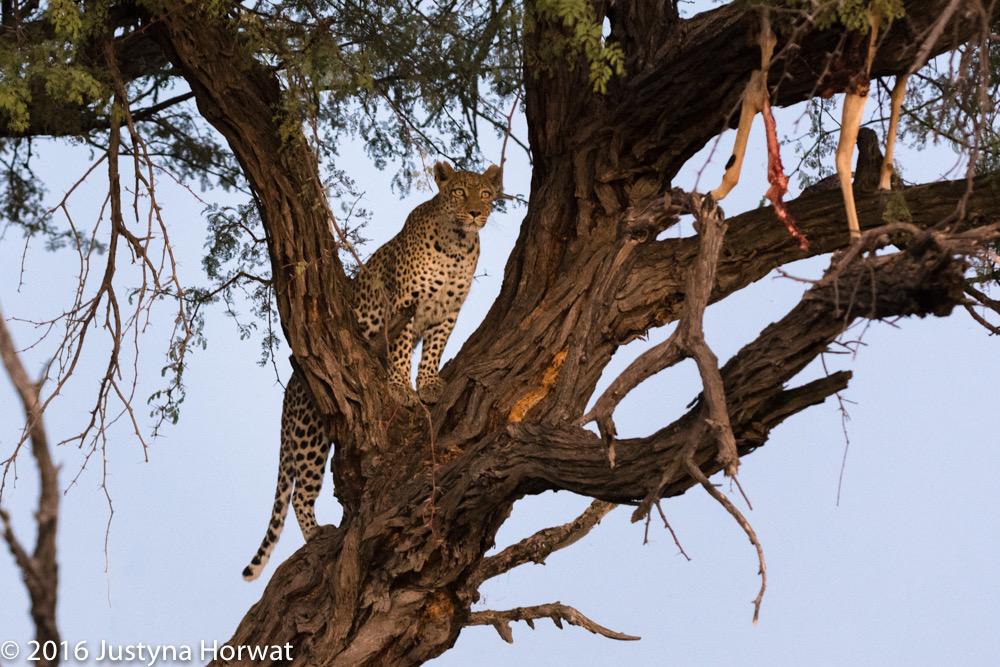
[133,0,1000,664]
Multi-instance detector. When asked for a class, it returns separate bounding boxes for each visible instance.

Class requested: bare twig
[5,37,196,499]
[467,603,640,643]
[964,281,1000,337]
[684,458,766,625]
[496,88,521,195]
[822,353,857,506]
[964,302,1000,334]
[654,501,691,561]
[731,475,753,511]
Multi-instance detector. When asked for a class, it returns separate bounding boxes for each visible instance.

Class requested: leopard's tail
[242,445,293,581]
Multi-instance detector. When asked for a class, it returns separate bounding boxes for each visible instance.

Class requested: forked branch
[585,192,738,475]
[611,176,1000,347]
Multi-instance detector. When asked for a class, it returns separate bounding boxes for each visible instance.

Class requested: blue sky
[2,65,999,667]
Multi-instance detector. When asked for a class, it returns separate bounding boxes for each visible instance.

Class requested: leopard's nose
[469,210,481,218]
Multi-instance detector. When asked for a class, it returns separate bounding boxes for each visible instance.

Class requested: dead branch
[466,603,640,644]
[469,500,616,589]
[501,229,981,625]
[0,304,61,664]
[3,39,197,499]
[963,283,1000,334]
[674,198,739,476]
[684,458,766,624]
[905,0,964,78]
[964,303,1000,335]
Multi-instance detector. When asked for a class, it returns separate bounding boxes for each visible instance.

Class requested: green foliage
[1,41,105,132]
[0,54,32,133]
[901,39,1000,178]
[790,98,839,190]
[144,107,246,192]
[46,0,85,41]
[1,0,997,440]
[148,306,208,436]
[0,138,45,225]
[525,0,625,93]
[814,0,904,32]
[0,0,250,343]
[0,2,107,134]
[199,202,277,365]
[0,137,111,253]
[239,1,523,185]
[2,0,530,431]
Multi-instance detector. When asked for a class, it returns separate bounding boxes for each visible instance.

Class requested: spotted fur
[243,162,501,580]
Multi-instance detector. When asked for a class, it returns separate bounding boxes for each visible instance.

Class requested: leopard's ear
[482,164,502,192]
[433,162,455,188]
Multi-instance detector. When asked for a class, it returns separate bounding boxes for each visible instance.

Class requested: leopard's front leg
[415,317,456,404]
[387,318,419,406]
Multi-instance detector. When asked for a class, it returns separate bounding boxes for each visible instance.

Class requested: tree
[2,0,999,664]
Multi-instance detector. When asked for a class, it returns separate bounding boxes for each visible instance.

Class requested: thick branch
[609,0,998,178]
[466,603,640,643]
[613,176,1000,344]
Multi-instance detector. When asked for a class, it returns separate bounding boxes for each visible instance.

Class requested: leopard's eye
[452,188,466,197]
[481,190,492,199]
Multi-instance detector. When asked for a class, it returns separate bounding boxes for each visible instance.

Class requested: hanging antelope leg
[836,92,869,239]
[837,12,880,240]
[880,74,908,190]
[710,22,776,201]
[710,71,768,201]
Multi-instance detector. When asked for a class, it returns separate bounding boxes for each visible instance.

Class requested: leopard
[242,162,502,581]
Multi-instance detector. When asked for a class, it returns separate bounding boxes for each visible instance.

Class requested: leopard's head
[433,162,502,232]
